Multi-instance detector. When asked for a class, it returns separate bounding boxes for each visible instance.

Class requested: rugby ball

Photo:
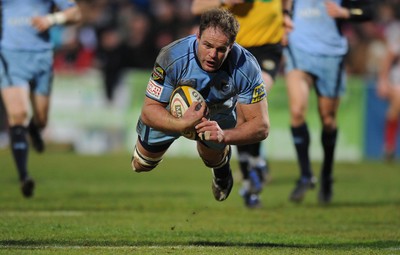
[169,86,206,140]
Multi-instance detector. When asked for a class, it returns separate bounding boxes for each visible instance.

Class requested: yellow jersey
[227,0,284,47]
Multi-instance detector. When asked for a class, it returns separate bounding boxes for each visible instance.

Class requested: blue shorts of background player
[0,49,54,95]
[284,46,346,98]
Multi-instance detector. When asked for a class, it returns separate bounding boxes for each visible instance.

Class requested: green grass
[0,149,399,254]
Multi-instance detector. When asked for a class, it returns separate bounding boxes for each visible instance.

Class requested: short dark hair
[198,8,239,45]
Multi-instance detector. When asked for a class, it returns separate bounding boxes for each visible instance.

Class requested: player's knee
[201,145,231,169]
[9,111,28,126]
[35,118,48,130]
[321,118,336,131]
[131,146,163,173]
[291,111,305,125]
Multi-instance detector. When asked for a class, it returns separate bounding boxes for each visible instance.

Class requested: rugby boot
[318,178,333,204]
[21,177,35,198]
[212,170,233,201]
[28,119,45,153]
[289,176,317,203]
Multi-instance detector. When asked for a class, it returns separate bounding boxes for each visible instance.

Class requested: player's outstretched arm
[31,5,81,32]
[191,0,245,15]
[141,97,206,134]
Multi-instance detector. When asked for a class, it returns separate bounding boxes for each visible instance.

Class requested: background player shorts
[0,49,54,96]
[284,46,346,98]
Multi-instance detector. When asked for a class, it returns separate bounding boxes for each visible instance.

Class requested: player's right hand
[182,102,208,131]
[31,16,52,32]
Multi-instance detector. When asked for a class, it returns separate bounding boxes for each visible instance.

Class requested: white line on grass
[0,245,203,250]
[2,211,84,217]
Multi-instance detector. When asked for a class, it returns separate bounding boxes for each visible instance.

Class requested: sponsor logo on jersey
[251,83,266,103]
[146,80,164,100]
[151,64,165,84]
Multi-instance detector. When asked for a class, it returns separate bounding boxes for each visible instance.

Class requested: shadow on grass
[306,200,400,208]
[1,239,399,250]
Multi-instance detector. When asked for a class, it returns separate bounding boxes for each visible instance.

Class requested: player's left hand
[377,79,391,99]
[195,117,225,143]
[282,14,294,46]
[325,1,350,19]
[31,16,52,32]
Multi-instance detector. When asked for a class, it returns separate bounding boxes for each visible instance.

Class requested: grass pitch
[0,149,399,254]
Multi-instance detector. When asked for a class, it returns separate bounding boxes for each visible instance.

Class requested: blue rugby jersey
[145,34,266,119]
[289,0,372,56]
[289,0,348,56]
[0,0,77,51]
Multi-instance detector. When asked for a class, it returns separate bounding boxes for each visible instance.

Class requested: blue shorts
[136,111,237,151]
[0,49,54,96]
[284,46,346,98]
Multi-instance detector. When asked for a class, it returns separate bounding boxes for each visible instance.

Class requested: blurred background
[0,0,399,161]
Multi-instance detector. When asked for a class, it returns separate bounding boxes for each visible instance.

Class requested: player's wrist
[45,12,67,26]
[282,9,292,17]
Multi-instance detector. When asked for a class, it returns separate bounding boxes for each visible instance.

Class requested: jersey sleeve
[145,47,178,104]
[236,50,267,105]
[53,0,77,10]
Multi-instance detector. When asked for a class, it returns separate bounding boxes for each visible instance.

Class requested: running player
[377,2,400,161]
[283,0,373,203]
[0,0,81,197]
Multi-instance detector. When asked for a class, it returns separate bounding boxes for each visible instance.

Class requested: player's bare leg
[383,86,400,161]
[286,70,316,202]
[1,86,35,198]
[131,140,166,172]
[29,93,49,153]
[317,96,340,204]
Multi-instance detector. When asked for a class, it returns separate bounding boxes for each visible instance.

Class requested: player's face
[197,27,232,72]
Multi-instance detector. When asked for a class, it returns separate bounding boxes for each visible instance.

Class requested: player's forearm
[378,50,396,82]
[224,117,269,145]
[341,0,374,21]
[191,0,223,15]
[62,6,82,24]
[282,0,293,14]
[45,6,81,26]
[140,104,185,134]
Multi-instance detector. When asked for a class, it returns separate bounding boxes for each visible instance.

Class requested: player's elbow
[257,120,270,141]
[190,6,201,16]
[140,112,153,128]
[190,3,209,16]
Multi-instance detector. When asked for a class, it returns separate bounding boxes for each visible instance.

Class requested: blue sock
[213,147,232,179]
[291,123,313,179]
[10,125,29,181]
[213,162,231,179]
[321,129,337,181]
